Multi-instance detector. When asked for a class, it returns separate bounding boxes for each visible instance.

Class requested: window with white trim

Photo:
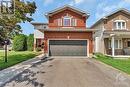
[57,16,77,27]
[63,17,71,26]
[108,39,122,49]
[113,20,126,30]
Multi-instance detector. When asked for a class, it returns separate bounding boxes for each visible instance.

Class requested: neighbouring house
[32,5,96,57]
[32,23,48,51]
[91,8,130,57]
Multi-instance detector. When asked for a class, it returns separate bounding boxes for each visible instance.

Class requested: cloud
[69,0,95,6]
[69,0,85,5]
[43,0,53,6]
[69,1,74,6]
[124,0,130,3]
[95,0,130,20]
[74,0,84,4]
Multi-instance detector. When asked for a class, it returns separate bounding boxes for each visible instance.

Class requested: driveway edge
[91,58,130,79]
[0,54,45,87]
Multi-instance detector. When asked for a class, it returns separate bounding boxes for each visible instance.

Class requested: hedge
[13,34,27,51]
[27,34,34,51]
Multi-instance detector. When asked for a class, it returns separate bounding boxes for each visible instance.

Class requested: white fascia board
[34,29,44,39]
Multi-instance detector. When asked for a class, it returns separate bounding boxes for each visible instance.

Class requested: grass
[95,53,130,75]
[0,51,41,70]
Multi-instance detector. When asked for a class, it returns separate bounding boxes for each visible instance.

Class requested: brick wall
[48,9,86,29]
[104,12,130,30]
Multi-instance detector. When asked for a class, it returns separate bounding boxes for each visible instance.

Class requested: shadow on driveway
[3,57,54,87]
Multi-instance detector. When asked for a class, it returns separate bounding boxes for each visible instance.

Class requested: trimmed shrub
[13,34,27,51]
[27,34,34,51]
[36,47,42,52]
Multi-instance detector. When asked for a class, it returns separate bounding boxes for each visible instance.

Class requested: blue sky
[21,0,130,35]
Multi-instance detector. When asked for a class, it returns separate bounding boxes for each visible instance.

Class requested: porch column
[44,38,48,57]
[111,36,115,56]
[34,38,36,51]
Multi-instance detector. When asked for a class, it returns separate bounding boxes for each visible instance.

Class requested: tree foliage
[13,34,27,51]
[27,34,34,51]
[0,0,36,41]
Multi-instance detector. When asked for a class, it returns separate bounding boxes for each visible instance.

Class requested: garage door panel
[49,40,87,56]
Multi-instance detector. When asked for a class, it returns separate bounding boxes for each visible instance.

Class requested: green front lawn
[95,53,130,74]
[0,51,40,70]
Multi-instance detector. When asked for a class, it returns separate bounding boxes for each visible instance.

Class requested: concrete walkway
[0,54,45,87]
[2,57,130,87]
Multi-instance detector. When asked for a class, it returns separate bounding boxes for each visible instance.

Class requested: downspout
[101,25,105,40]
[100,25,105,54]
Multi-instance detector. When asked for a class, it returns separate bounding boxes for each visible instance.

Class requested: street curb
[93,56,130,78]
[0,54,45,87]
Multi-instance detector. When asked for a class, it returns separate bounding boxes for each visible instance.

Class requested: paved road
[4,58,130,87]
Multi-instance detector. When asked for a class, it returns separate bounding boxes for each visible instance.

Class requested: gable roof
[45,5,90,19]
[91,8,130,28]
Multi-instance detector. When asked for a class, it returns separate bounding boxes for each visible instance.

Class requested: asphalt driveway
[4,57,130,87]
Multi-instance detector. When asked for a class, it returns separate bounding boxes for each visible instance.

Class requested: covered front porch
[104,31,130,57]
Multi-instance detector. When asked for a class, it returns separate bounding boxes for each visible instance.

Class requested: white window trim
[74,19,77,26]
[109,38,122,49]
[108,39,111,49]
[117,39,122,49]
[63,17,71,26]
[62,16,77,27]
[71,18,77,26]
[113,20,126,30]
[114,20,125,22]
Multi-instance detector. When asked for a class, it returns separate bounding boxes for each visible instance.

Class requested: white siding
[34,24,48,29]
[93,22,104,30]
[34,29,44,39]
[95,37,100,52]
[93,22,104,37]
[93,22,105,54]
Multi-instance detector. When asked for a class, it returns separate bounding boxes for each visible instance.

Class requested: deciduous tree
[0,0,36,41]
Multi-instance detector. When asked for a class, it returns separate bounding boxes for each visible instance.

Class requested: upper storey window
[113,20,126,30]
[58,15,77,27]
[63,17,71,26]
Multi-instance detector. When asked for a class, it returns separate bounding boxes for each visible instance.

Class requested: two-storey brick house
[91,8,130,57]
[32,5,95,57]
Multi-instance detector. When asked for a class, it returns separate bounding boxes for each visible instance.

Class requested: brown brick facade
[48,9,86,29]
[104,12,130,30]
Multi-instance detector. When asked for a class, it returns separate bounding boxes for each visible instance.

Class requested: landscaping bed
[95,53,130,74]
[0,51,40,70]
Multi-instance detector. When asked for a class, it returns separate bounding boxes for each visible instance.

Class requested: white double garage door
[49,40,88,56]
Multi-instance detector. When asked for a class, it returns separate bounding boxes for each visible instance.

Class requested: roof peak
[45,5,90,19]
[103,8,130,18]
[91,8,130,28]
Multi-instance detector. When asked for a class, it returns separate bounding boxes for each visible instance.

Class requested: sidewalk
[0,54,45,87]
